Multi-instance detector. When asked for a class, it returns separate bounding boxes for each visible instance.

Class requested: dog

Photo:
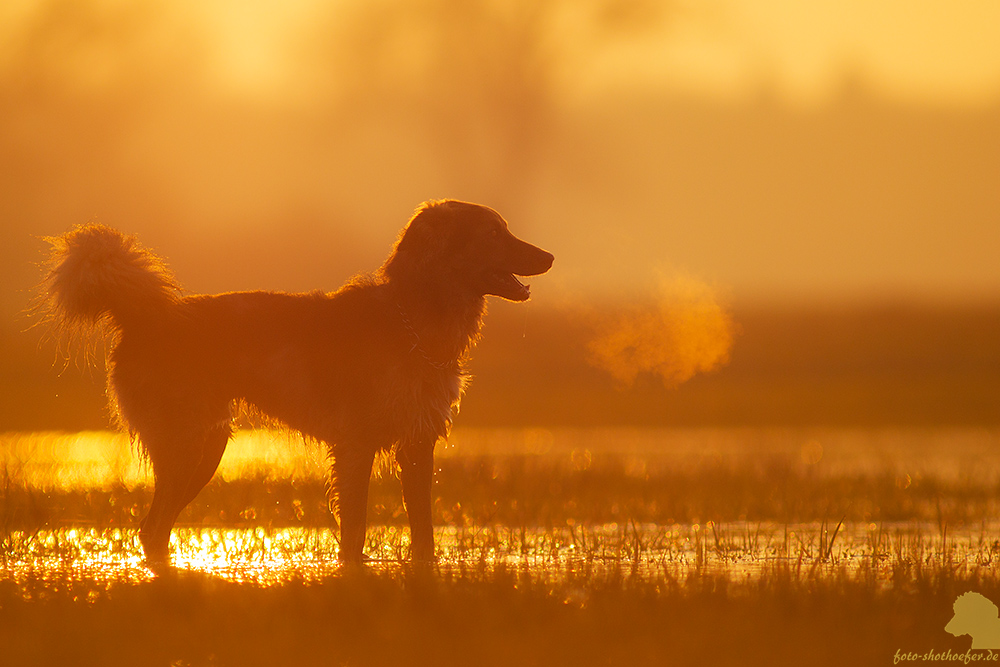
[39,200,553,565]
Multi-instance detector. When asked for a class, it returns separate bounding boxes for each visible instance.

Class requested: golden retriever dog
[39,200,553,566]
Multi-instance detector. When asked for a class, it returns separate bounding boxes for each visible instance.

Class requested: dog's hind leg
[398,440,436,562]
[138,424,231,566]
[330,440,379,564]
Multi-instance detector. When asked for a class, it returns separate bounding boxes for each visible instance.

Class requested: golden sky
[176,0,1000,107]
[1,0,998,305]
[585,0,1000,107]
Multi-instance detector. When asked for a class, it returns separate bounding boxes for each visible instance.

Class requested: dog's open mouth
[489,271,531,301]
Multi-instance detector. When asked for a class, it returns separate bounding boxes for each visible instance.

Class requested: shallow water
[4,427,1000,592]
[4,520,997,593]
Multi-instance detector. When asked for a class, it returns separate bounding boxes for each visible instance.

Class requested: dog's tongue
[511,274,529,298]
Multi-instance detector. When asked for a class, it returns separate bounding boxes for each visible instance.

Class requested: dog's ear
[382,201,453,283]
[401,208,450,261]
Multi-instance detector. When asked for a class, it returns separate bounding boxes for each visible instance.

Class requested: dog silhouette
[39,201,553,566]
[946,592,1000,649]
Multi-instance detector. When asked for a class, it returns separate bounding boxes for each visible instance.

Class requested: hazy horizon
[2,0,999,320]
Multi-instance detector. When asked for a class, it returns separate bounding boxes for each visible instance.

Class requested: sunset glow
[1,0,998,306]
[3,3,1000,663]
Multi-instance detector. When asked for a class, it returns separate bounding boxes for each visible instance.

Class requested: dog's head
[383,200,554,302]
[946,593,999,639]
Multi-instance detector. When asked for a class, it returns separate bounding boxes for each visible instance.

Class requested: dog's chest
[418,364,466,416]
[441,367,465,406]
[386,363,467,441]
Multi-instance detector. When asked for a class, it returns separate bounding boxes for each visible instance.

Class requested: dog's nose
[538,250,554,272]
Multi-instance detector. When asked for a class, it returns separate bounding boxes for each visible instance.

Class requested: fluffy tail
[40,223,180,332]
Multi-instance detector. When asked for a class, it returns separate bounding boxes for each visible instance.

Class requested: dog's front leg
[399,441,435,562]
[331,442,378,564]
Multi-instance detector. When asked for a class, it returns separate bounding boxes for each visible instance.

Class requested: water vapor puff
[588,276,735,387]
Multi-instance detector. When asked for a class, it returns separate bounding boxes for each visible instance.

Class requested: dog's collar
[396,302,458,371]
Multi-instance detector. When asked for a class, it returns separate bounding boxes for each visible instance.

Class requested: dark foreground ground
[1,563,993,667]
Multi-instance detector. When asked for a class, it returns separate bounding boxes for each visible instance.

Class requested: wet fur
[38,200,553,565]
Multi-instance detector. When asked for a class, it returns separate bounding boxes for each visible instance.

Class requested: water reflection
[3,521,995,595]
[5,429,1000,599]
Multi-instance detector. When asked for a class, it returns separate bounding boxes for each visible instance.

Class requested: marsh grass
[2,522,999,666]
[3,428,1000,665]
[4,429,1000,533]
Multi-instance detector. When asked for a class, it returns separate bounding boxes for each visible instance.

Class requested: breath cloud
[588,276,735,387]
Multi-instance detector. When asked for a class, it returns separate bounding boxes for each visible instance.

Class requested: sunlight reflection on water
[4,521,997,594]
[4,428,1000,598]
